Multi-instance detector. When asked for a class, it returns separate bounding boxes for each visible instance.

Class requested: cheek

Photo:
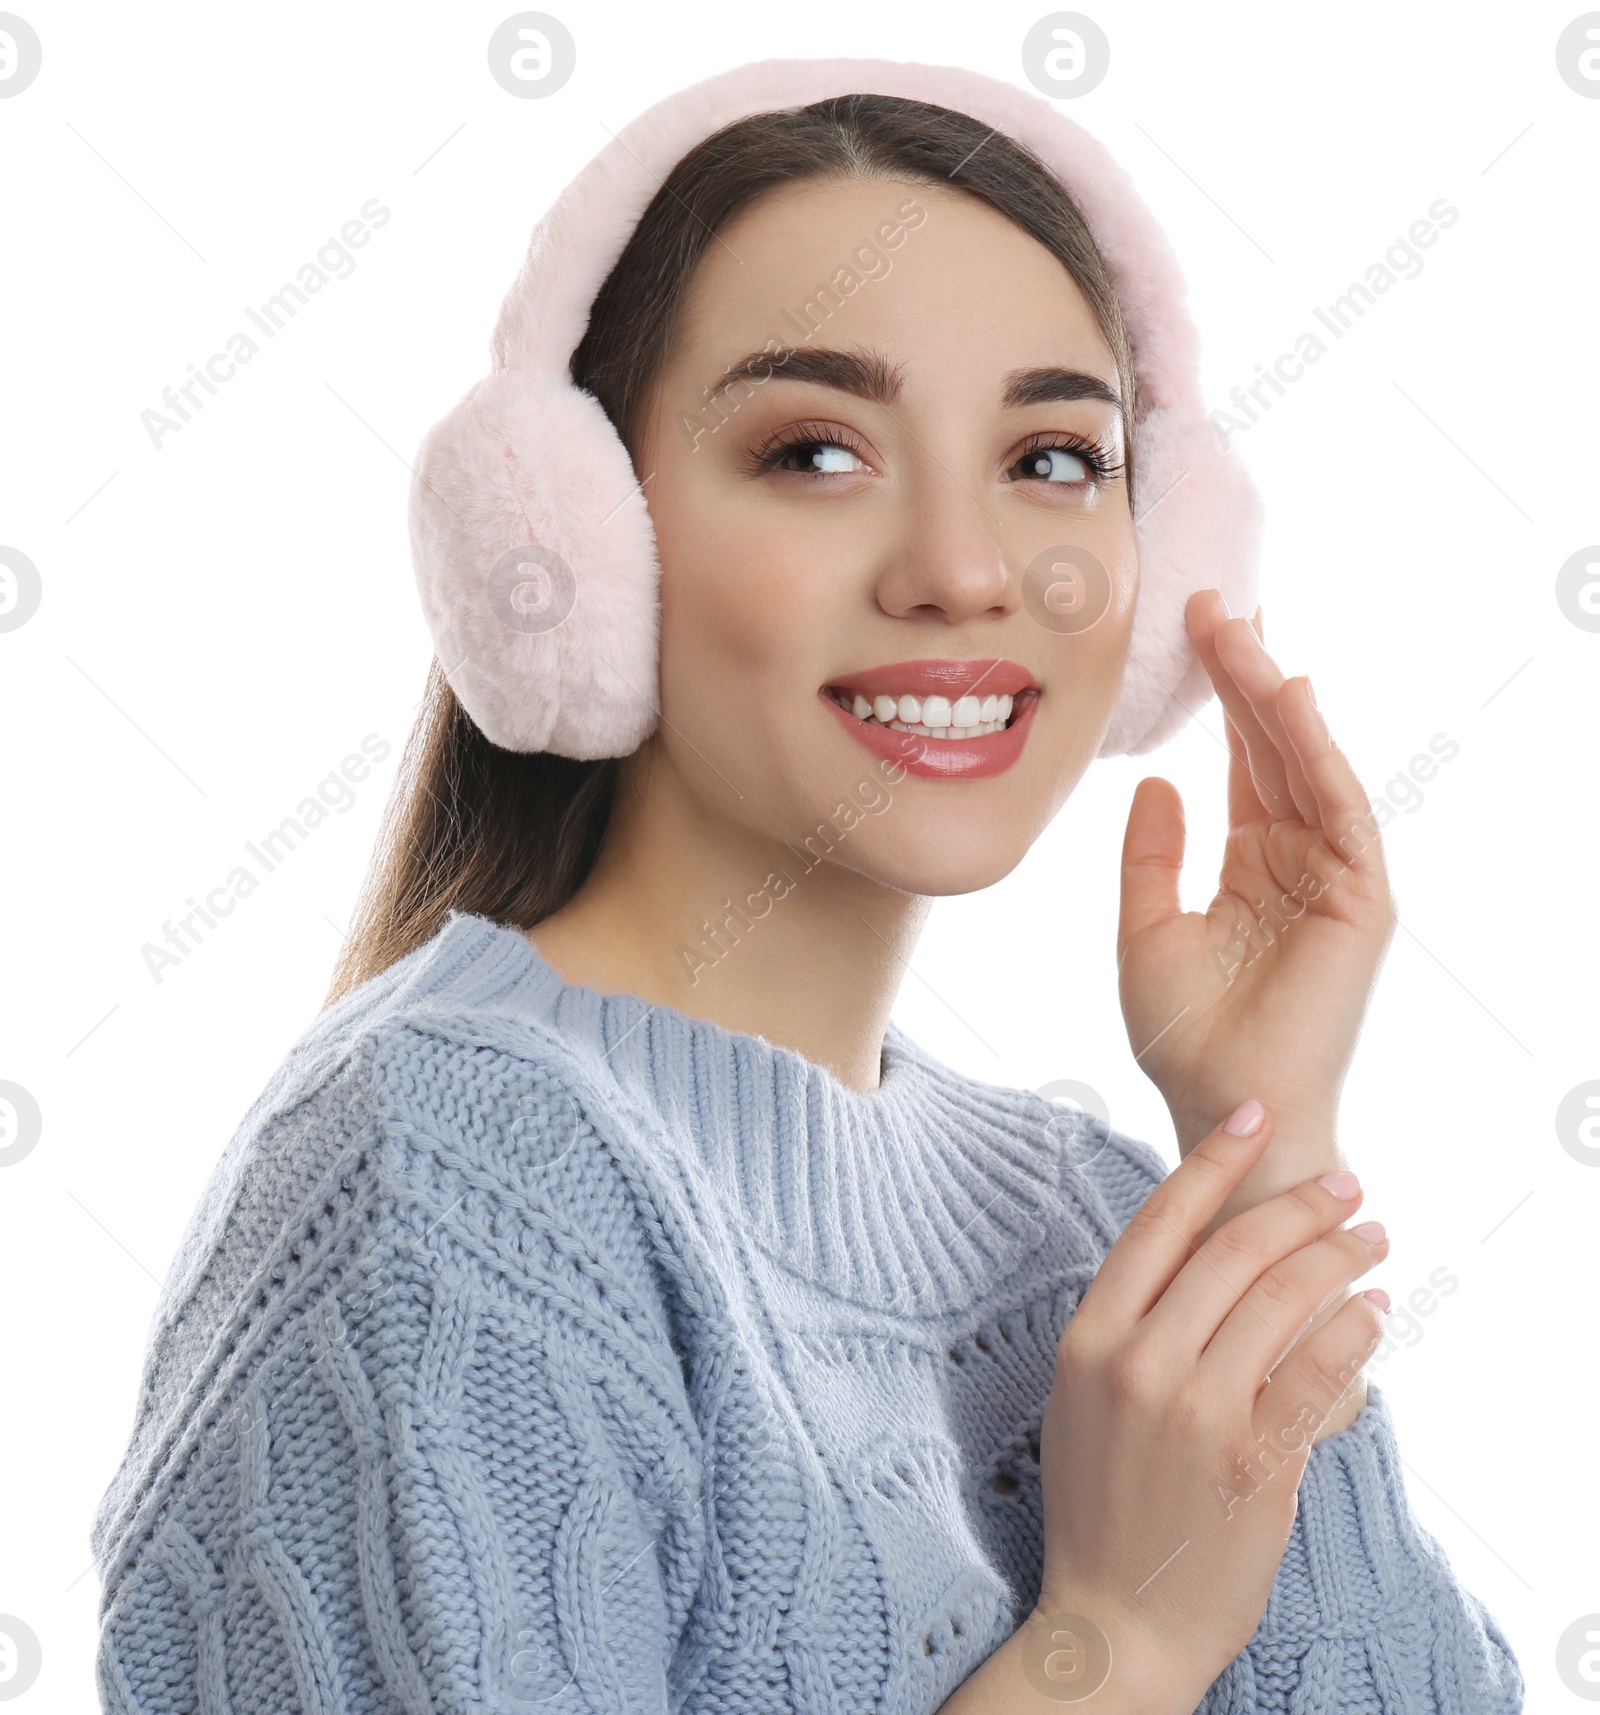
[1087,514,1139,620]
[659,562,787,703]
[655,500,839,704]
[1027,529,1137,679]
[1075,526,1139,670]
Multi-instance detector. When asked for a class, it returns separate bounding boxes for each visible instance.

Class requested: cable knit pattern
[92,910,1523,1713]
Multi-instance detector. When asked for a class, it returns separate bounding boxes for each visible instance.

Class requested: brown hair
[323,92,1136,1008]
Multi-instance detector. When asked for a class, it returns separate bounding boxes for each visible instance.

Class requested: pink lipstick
[819,658,1040,781]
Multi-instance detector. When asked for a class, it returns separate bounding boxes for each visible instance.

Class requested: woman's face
[631,175,1139,897]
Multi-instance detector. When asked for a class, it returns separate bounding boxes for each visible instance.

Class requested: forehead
[665,176,1117,390]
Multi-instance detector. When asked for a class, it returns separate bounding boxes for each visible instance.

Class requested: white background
[2,0,1595,1706]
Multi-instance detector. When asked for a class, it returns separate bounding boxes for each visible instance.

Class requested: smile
[818,659,1041,781]
[825,687,1016,738]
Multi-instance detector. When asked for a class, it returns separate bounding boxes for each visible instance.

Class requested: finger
[1276,678,1390,885]
[1136,1170,1368,1360]
[1073,1101,1277,1339]
[1117,775,1186,961]
[1187,591,1269,827]
[1197,1217,1387,1385]
[1186,596,1295,821]
[1211,613,1321,826]
[1219,709,1260,831]
[1251,1290,1388,1453]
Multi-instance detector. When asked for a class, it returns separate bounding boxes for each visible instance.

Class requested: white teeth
[885,718,1009,738]
[832,685,1025,738]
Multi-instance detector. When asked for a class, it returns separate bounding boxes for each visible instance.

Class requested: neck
[527,750,929,1091]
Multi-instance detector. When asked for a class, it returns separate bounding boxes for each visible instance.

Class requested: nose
[872,470,1021,627]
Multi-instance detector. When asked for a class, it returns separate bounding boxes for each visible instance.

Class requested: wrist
[1017,1592,1210,1713]
[1171,1105,1344,1243]
[934,1598,1201,1715]
[1170,1097,1339,1159]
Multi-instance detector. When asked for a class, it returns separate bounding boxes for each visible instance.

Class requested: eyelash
[743,421,1126,486]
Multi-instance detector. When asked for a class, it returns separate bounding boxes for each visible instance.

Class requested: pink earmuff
[408,56,1264,761]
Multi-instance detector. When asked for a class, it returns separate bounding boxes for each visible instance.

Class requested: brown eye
[1009,445,1095,484]
[744,418,873,479]
[1006,433,1124,487]
[769,439,868,475]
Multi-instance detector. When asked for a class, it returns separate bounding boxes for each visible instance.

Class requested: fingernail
[1223,1098,1265,1136]
[1316,1169,1360,1199]
[1350,1219,1386,1245]
[1218,592,1233,618]
[1306,677,1318,709]
[1363,1288,1391,1313]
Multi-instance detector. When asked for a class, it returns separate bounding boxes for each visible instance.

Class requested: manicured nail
[1316,1169,1360,1199]
[1218,592,1233,617]
[1306,677,1318,709]
[1350,1219,1386,1245]
[1363,1288,1391,1313]
[1223,1098,1265,1136]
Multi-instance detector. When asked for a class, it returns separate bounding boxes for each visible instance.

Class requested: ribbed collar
[419,910,1093,1315]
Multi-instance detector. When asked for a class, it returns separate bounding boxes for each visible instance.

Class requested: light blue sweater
[93,910,1522,1713]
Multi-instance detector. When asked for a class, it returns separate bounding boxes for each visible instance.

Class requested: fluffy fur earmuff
[408,56,1264,761]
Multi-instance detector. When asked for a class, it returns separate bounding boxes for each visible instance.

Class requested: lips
[818,657,1040,782]
[823,658,1038,700]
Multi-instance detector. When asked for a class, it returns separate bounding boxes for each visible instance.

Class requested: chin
[839,829,1036,898]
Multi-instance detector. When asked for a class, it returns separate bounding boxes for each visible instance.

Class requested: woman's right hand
[1032,1098,1390,1705]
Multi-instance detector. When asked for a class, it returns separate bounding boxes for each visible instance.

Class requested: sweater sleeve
[1197,1379,1523,1712]
[93,1032,708,1715]
[1091,1124,1523,1713]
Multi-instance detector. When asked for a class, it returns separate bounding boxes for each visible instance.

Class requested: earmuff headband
[408,56,1263,761]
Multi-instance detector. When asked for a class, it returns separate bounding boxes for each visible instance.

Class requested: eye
[745,419,872,478]
[1005,432,1124,488]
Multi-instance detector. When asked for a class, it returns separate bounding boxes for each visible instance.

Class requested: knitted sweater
[92,909,1523,1714]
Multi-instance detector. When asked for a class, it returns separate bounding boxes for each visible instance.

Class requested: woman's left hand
[1116,589,1396,1168]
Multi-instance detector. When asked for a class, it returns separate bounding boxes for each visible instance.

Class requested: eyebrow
[702,345,1126,420]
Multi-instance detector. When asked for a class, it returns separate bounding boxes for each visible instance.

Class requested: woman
[92,58,1522,1714]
